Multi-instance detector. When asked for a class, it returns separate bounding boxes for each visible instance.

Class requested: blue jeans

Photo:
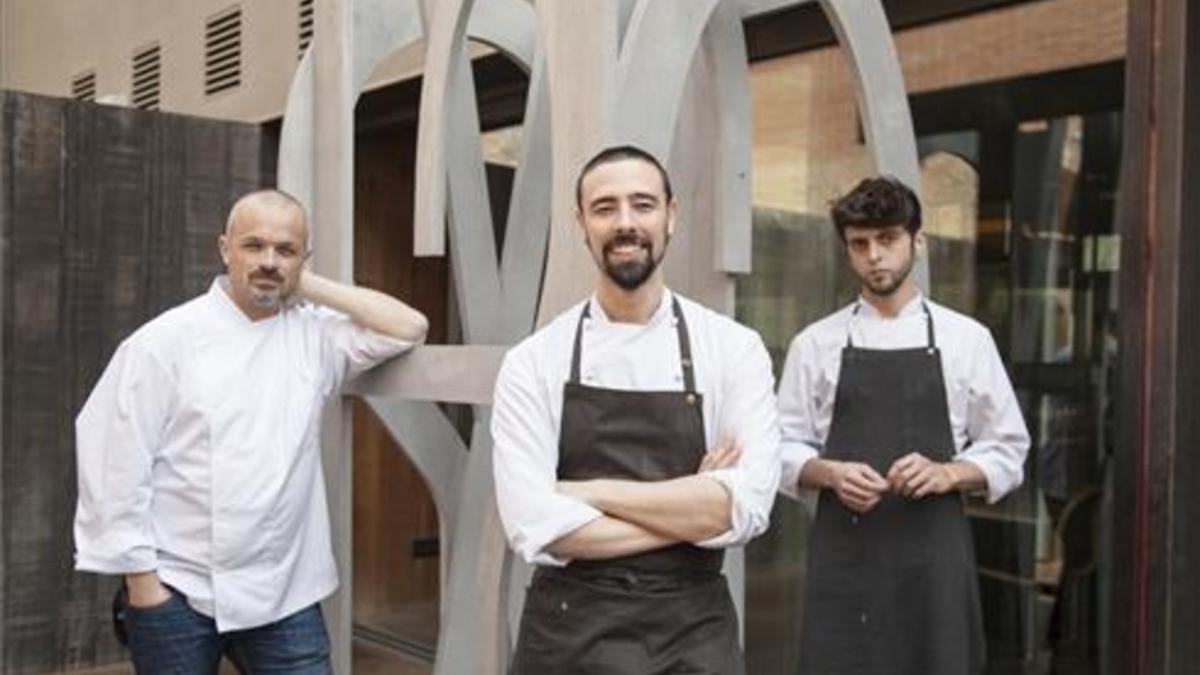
[121,587,332,675]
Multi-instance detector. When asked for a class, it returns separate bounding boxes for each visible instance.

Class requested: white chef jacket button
[851,515,859,525]
[560,601,569,612]
[860,612,868,625]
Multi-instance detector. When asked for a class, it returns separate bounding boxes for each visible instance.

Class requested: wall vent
[71,71,97,101]
[132,44,161,110]
[298,0,314,60]
[205,6,242,96]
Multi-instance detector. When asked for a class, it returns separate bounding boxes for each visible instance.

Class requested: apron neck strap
[846,299,937,349]
[568,295,697,392]
[923,301,937,348]
[569,303,590,384]
[672,296,697,393]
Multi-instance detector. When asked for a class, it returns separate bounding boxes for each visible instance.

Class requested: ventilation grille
[298,0,314,60]
[71,71,97,101]
[132,44,161,110]
[205,6,242,95]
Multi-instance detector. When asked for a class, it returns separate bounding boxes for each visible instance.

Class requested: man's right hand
[698,439,741,472]
[124,571,171,609]
[827,461,889,513]
[800,458,889,514]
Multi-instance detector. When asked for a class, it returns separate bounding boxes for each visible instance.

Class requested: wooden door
[352,123,448,657]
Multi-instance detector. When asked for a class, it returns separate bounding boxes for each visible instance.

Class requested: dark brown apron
[510,297,743,675]
[798,302,986,675]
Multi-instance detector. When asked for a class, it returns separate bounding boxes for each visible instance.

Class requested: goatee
[601,232,665,291]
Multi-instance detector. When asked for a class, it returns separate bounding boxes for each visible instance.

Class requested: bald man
[73,190,427,673]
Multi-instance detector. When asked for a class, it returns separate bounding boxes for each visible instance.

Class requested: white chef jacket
[492,290,782,567]
[73,277,413,631]
[778,294,1030,504]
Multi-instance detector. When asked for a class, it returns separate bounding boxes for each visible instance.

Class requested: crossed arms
[491,328,781,565]
[548,443,740,559]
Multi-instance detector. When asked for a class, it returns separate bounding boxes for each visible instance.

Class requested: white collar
[855,292,925,320]
[587,288,675,327]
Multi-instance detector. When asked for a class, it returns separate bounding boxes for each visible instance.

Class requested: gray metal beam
[346,345,506,405]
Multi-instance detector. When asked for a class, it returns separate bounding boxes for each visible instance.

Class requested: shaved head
[225,189,308,239]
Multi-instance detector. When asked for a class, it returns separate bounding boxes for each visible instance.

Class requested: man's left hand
[887,452,957,499]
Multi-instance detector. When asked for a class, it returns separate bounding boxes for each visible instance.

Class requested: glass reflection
[740,112,1121,675]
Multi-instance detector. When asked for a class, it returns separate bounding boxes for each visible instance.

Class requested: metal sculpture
[277,1,920,671]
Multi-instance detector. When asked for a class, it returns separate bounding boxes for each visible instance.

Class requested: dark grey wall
[0,91,270,673]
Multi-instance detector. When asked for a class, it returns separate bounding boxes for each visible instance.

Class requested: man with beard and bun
[74,190,427,672]
[779,176,1030,675]
[492,145,780,674]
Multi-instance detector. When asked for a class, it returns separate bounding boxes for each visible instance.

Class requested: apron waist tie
[540,562,723,593]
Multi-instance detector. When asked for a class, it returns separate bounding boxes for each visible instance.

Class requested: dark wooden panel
[4,92,94,669]
[1115,3,1154,673]
[351,123,447,653]
[1165,2,1200,671]
[1116,0,1200,672]
[1,90,77,670]
[0,90,269,672]
[0,81,7,675]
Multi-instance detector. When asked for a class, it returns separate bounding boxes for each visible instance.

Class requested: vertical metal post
[313,0,356,671]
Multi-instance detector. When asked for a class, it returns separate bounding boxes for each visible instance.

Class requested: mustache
[250,270,285,283]
[603,232,650,254]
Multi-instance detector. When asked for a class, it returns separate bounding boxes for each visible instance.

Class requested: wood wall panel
[352,123,446,652]
[0,90,268,672]
[1116,1,1200,672]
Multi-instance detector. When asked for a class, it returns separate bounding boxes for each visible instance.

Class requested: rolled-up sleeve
[696,332,781,548]
[74,340,173,574]
[957,328,1030,503]
[491,348,602,566]
[319,307,417,387]
[777,333,823,500]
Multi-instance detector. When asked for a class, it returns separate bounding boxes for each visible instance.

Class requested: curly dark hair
[830,176,922,241]
[575,145,673,209]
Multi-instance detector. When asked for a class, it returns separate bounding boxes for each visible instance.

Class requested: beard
[248,270,287,307]
[600,231,667,291]
[862,244,916,296]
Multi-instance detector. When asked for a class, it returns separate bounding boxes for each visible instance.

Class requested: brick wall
[751,0,1127,213]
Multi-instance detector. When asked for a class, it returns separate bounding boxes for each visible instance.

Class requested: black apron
[510,297,743,675]
[798,303,986,675]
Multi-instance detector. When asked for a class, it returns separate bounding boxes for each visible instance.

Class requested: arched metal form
[817,0,927,288]
[277,0,921,672]
[279,0,549,671]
